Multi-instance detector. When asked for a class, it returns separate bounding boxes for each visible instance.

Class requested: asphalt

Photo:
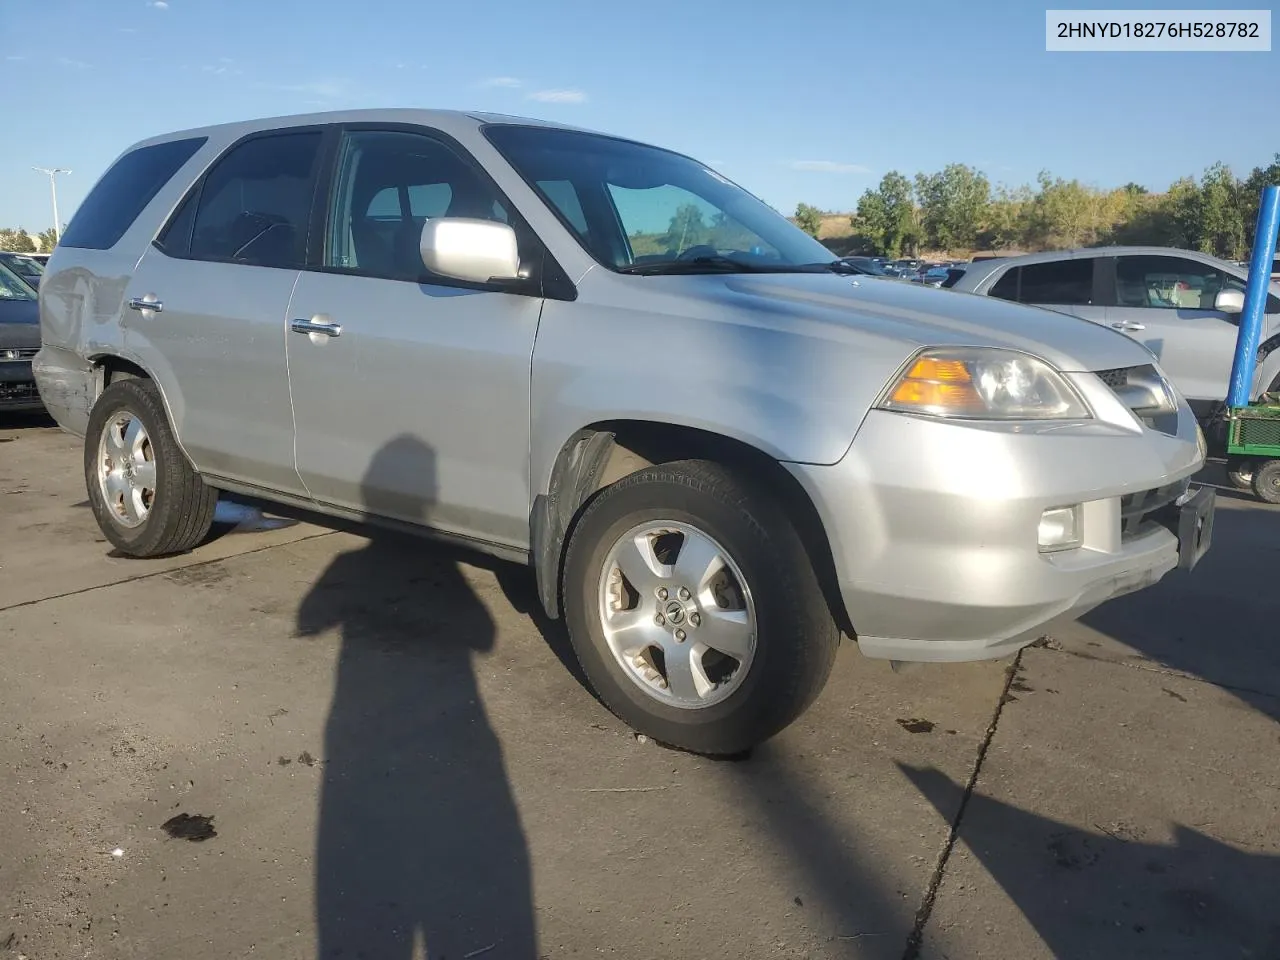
[1,412,1277,960]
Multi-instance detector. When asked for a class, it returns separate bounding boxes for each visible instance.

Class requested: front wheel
[561,459,840,756]
[84,378,218,557]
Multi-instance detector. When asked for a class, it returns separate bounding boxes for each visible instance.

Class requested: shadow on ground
[1078,486,1280,723]
[297,436,536,959]
[901,763,1280,959]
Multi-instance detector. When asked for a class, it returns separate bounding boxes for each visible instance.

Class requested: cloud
[4,55,26,61]
[527,88,587,104]
[56,56,91,69]
[148,1,169,8]
[790,160,871,174]
[479,76,523,88]
[117,27,139,33]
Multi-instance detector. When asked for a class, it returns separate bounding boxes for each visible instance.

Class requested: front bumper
[0,358,44,411]
[786,402,1209,663]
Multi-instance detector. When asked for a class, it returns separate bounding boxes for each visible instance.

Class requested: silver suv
[34,110,1214,755]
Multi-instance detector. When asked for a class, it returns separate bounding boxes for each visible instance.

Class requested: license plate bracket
[1173,486,1215,572]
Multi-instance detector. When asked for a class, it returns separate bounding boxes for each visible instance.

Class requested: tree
[662,203,709,253]
[851,171,920,258]
[979,184,1034,251]
[1242,153,1280,253]
[37,228,58,252]
[794,203,823,237]
[1197,162,1246,260]
[0,228,37,253]
[914,164,990,252]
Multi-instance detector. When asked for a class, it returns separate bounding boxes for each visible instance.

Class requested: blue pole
[1226,185,1280,409]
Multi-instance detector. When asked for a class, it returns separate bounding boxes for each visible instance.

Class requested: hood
[0,298,40,350]
[714,272,1157,373]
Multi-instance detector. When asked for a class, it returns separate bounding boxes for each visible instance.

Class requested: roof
[126,107,607,151]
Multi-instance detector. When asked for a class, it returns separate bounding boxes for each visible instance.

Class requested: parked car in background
[36,109,1213,755]
[947,246,1280,422]
[919,265,950,287]
[834,256,891,276]
[0,251,44,289]
[0,261,43,411]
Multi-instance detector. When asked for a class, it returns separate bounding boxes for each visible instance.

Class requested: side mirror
[1215,288,1245,314]
[420,218,521,284]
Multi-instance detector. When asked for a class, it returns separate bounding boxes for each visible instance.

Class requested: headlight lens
[880,347,1091,420]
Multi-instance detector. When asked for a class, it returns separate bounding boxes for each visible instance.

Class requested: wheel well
[94,356,151,389]
[534,420,855,638]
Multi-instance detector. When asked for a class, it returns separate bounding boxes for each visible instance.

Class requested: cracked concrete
[2,415,1278,959]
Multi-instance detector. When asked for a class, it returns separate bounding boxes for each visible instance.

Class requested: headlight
[879,347,1091,420]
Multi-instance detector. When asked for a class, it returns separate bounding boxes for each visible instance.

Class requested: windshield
[0,254,43,275]
[0,262,36,300]
[484,125,837,274]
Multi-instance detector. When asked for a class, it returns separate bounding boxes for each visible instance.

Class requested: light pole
[32,167,71,247]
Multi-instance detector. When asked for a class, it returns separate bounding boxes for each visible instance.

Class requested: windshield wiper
[617,255,781,276]
[807,260,865,275]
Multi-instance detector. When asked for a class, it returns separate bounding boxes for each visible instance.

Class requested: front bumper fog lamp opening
[1038,505,1082,553]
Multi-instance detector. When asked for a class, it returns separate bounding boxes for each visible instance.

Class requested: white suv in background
[948,246,1280,422]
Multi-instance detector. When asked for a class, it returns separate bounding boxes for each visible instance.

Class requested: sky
[2,0,1278,234]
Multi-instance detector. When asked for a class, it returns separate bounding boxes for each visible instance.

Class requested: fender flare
[530,430,620,620]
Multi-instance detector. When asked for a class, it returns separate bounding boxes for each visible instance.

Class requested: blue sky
[2,0,1277,233]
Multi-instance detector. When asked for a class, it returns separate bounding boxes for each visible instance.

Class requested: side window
[1114,255,1232,311]
[536,179,590,237]
[326,129,510,281]
[988,268,1019,301]
[187,131,322,269]
[1018,259,1093,305]
[60,137,207,250]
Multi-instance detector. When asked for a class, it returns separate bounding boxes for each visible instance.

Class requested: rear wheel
[84,378,218,556]
[561,459,840,756]
[1251,459,1280,505]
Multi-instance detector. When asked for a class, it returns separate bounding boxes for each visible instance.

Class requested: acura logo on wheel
[664,601,686,624]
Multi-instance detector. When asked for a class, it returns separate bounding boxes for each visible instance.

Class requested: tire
[1251,460,1280,505]
[84,378,218,557]
[1226,457,1255,490]
[561,459,840,756]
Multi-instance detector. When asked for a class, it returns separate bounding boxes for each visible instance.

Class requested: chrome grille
[1120,478,1188,539]
[1095,363,1178,436]
[0,382,39,403]
[1,347,38,361]
[1095,367,1130,389]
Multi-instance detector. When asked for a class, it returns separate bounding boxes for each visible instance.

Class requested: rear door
[984,256,1109,326]
[1103,253,1246,404]
[121,128,326,493]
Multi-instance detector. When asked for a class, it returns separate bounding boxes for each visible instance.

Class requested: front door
[1104,254,1246,404]
[121,128,326,493]
[285,127,542,549]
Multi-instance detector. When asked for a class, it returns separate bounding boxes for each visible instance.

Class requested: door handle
[291,319,342,338]
[127,296,163,313]
[1110,320,1145,331]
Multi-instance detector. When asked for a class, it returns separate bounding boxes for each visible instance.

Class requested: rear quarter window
[59,137,207,251]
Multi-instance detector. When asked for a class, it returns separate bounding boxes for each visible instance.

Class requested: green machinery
[1225,401,1280,503]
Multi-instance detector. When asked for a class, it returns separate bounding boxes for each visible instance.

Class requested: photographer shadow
[296,435,536,959]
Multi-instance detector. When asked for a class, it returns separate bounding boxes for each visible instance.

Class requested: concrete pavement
[1,414,1277,959]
